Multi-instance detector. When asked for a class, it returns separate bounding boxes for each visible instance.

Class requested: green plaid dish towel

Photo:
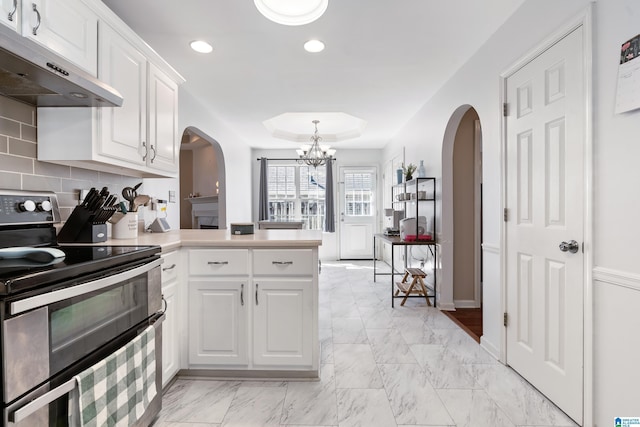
[75,325,157,427]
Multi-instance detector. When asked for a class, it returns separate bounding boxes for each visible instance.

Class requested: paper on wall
[615,34,640,114]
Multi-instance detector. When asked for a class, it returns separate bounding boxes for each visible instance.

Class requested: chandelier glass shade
[296,120,335,168]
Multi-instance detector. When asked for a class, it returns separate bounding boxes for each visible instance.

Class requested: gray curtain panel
[324,158,335,232]
[258,157,269,221]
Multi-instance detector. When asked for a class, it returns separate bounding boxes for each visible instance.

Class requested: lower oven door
[4,315,164,426]
[3,257,163,405]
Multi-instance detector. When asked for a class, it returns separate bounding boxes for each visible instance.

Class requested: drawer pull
[272,261,294,265]
[162,264,176,271]
[208,261,229,265]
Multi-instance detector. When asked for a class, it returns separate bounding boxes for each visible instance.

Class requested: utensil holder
[112,213,138,239]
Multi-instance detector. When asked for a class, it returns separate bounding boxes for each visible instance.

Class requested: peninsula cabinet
[188,249,250,366]
[160,250,181,387]
[186,247,319,375]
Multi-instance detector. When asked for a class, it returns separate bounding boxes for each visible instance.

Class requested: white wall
[252,148,383,260]
[382,0,640,423]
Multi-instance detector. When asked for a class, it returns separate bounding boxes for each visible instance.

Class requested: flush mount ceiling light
[190,40,213,54]
[304,39,325,53]
[296,120,335,168]
[254,0,328,26]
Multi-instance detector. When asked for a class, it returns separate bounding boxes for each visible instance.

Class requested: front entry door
[505,27,585,424]
[339,167,376,259]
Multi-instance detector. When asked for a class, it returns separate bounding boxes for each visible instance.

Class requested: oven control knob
[18,200,36,212]
[37,200,52,212]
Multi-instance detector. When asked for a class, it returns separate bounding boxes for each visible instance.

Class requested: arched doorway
[179,127,227,229]
[441,106,483,340]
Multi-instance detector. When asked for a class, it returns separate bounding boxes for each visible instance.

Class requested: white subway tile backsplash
[8,138,37,158]
[0,95,147,223]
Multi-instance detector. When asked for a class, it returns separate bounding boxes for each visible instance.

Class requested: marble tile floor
[153,261,578,427]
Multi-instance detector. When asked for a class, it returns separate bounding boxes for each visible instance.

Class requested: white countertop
[94,229,323,252]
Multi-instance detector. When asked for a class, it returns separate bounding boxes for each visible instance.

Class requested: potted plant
[402,163,417,181]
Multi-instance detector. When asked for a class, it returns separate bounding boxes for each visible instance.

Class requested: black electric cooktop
[0,244,160,295]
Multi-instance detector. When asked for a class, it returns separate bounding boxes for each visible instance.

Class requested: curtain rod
[256,157,336,161]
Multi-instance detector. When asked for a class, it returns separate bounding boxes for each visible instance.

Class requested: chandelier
[296,120,335,168]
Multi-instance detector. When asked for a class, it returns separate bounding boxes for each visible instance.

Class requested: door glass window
[344,172,374,217]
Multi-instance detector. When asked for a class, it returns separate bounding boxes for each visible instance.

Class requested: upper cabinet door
[98,23,147,166]
[0,0,19,31]
[22,0,98,75]
[148,62,179,173]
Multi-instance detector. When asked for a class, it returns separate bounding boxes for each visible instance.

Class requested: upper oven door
[3,257,162,403]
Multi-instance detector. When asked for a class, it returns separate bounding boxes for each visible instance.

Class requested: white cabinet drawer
[161,251,179,283]
[253,249,313,276]
[189,249,249,276]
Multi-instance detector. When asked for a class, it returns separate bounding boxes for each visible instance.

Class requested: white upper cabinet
[147,62,179,173]
[0,0,19,31]
[37,3,184,178]
[98,23,147,167]
[22,0,98,75]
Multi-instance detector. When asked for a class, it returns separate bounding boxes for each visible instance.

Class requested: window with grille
[344,172,373,217]
[267,164,327,230]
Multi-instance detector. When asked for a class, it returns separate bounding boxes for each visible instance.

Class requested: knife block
[57,206,107,243]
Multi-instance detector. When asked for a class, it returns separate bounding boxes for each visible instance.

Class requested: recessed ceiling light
[190,40,213,54]
[254,0,328,26]
[304,39,325,53]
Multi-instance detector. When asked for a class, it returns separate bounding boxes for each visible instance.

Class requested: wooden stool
[395,268,431,306]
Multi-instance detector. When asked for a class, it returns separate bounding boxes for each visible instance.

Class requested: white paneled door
[339,167,376,259]
[505,27,584,424]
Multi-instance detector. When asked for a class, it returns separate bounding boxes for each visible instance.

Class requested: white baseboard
[480,336,500,360]
[438,301,456,311]
[454,299,481,308]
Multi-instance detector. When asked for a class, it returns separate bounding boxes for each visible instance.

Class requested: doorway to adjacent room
[179,127,227,229]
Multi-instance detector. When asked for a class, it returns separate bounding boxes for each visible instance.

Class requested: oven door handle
[10,378,76,423]
[10,258,164,315]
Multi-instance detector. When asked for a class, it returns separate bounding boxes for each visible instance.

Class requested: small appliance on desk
[399,216,432,241]
[384,209,404,236]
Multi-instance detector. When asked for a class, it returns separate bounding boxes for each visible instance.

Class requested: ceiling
[101,0,525,149]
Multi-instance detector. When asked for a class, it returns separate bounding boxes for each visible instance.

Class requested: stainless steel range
[0,190,164,426]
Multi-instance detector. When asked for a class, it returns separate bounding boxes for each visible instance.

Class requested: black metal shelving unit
[375,177,437,307]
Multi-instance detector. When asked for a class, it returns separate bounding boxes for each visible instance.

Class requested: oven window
[48,273,148,374]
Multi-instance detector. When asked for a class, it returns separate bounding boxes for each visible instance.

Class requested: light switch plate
[168,190,176,203]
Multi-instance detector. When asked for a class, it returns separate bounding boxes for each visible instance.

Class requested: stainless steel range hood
[0,25,123,107]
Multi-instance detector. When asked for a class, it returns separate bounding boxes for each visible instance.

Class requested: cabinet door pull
[8,0,17,21]
[31,3,41,35]
[150,145,157,162]
[208,261,229,265]
[162,264,176,271]
[272,261,293,265]
[142,141,148,161]
[255,283,259,305]
[240,284,244,306]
